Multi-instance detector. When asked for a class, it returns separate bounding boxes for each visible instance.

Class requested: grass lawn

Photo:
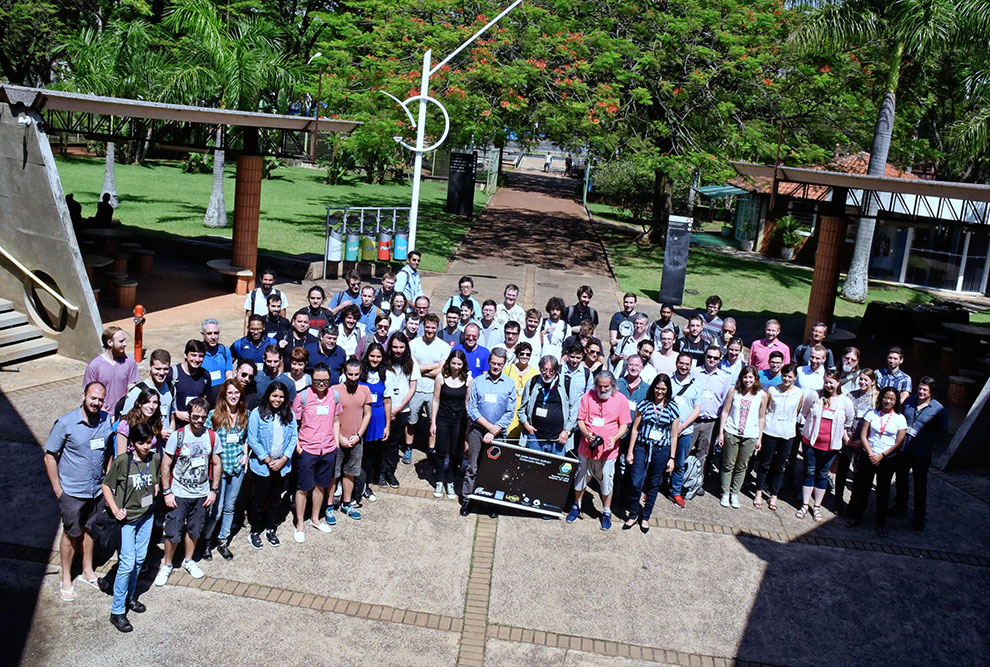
[596,222,990,328]
[56,155,489,273]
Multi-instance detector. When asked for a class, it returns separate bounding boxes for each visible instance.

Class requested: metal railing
[0,244,79,316]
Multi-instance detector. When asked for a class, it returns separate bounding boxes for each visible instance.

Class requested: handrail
[0,244,79,316]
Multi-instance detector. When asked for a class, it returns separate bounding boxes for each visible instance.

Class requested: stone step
[0,310,28,329]
[0,298,12,313]
[0,338,58,366]
[0,323,44,347]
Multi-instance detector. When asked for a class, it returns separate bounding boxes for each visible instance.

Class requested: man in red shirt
[566,370,631,530]
[749,319,791,371]
[329,358,372,522]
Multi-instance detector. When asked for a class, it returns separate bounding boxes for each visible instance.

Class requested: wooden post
[804,187,847,342]
[232,153,263,280]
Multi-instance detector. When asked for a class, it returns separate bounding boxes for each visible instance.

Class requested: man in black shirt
[565,285,599,334]
[676,315,710,368]
[280,311,317,365]
[519,356,573,457]
[303,286,334,336]
[262,293,291,341]
[172,340,210,427]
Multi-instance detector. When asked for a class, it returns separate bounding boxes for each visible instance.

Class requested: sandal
[795,504,809,519]
[753,498,763,509]
[812,506,824,523]
[59,586,76,602]
[768,498,778,512]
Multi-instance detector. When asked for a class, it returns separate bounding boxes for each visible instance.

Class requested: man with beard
[329,358,372,522]
[567,370,631,530]
[84,326,139,413]
[280,311,317,366]
[231,315,269,374]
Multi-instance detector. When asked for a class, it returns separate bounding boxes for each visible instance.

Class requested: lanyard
[134,455,151,487]
[539,379,556,405]
[877,412,894,438]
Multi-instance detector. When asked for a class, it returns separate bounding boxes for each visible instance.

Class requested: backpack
[562,367,590,397]
[298,387,341,409]
[113,376,174,422]
[681,454,705,500]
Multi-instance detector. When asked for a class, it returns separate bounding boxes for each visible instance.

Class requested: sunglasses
[706,355,721,361]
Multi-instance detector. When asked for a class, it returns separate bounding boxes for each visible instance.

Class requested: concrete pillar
[232,154,263,279]
[804,187,848,342]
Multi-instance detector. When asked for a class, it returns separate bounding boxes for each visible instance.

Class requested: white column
[898,227,914,284]
[957,230,972,292]
[407,49,431,253]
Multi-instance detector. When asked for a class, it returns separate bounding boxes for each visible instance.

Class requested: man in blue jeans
[669,353,701,507]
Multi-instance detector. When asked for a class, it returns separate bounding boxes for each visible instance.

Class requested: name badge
[140,494,153,508]
[822,408,836,420]
[316,405,330,415]
[484,394,497,403]
[591,417,605,427]
[475,359,482,368]
[535,407,549,418]
[370,393,378,402]
[89,438,104,450]
[702,390,715,400]
[226,433,240,444]
[648,427,663,442]
[190,456,206,467]
[906,426,918,438]
[210,370,222,382]
[628,400,637,411]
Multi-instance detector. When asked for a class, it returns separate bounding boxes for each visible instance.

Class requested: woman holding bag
[101,422,160,632]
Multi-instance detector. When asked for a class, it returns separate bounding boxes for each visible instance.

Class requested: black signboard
[658,215,692,305]
[445,151,476,216]
[468,441,576,517]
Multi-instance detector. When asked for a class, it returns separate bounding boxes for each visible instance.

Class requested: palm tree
[791,0,988,302]
[162,0,298,228]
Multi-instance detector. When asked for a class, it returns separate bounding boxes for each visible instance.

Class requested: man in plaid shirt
[876,346,912,404]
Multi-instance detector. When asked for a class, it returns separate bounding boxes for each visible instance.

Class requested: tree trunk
[101,142,118,208]
[841,41,905,303]
[204,129,227,228]
[648,169,673,246]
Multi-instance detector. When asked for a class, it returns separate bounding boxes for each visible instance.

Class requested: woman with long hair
[796,369,855,522]
[360,343,391,503]
[246,381,297,548]
[717,365,768,509]
[754,363,805,511]
[381,333,419,487]
[836,368,878,513]
[846,387,907,537]
[430,349,471,499]
[205,379,249,560]
[624,374,680,532]
[114,389,163,455]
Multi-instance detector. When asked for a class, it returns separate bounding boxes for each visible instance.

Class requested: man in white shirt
[407,314,450,460]
[243,268,286,334]
[796,344,828,393]
[651,328,678,377]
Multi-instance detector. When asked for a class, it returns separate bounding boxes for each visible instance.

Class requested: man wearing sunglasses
[689,344,733,481]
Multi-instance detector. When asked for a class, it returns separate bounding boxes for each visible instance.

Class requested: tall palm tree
[791,0,988,302]
[163,0,298,228]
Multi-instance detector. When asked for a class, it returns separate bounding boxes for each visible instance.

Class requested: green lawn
[56,156,489,273]
[596,222,990,327]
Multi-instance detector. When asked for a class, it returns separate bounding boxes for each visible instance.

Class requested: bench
[206,259,253,295]
[113,279,138,309]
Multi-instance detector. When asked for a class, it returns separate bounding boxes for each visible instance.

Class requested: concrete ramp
[0,101,101,362]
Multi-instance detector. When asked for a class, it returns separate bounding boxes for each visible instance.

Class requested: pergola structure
[730,162,990,341]
[0,84,360,278]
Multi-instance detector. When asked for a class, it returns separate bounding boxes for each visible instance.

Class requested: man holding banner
[460,348,517,517]
[567,370,631,530]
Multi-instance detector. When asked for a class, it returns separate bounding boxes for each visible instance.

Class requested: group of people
[47,254,949,632]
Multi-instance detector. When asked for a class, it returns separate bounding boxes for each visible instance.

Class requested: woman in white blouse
[754,363,806,511]
[717,366,768,509]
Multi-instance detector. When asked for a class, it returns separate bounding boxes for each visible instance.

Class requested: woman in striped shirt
[623,374,681,532]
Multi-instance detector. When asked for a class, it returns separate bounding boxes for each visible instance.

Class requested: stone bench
[206,259,253,295]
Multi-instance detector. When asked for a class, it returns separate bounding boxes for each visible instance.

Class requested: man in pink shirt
[83,326,139,412]
[566,370,632,530]
[749,319,790,371]
[328,358,372,522]
[291,362,341,543]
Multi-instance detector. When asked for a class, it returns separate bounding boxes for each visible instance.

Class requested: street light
[386,0,524,252]
[309,52,323,162]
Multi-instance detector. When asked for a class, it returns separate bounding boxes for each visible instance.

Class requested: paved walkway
[3,172,990,665]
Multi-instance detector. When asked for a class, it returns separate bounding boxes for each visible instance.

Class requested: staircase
[0,298,58,367]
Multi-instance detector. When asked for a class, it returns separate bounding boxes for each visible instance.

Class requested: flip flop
[753,499,763,509]
[768,501,778,511]
[59,586,76,602]
[76,576,99,589]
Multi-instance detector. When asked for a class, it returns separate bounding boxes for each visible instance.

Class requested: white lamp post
[385,0,524,251]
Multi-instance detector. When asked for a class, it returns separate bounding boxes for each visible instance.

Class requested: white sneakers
[730,494,741,509]
[154,564,172,587]
[434,482,444,498]
[306,519,332,534]
[720,493,731,508]
[294,529,306,543]
[183,559,204,579]
[446,482,457,500]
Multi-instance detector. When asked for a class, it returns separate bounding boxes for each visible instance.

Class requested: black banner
[658,214,692,305]
[468,441,576,516]
[445,151,476,216]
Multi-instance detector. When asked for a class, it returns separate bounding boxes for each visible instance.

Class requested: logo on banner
[487,446,501,460]
[559,462,573,474]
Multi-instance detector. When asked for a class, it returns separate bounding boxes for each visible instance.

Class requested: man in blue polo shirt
[453,323,490,377]
[231,315,269,374]
[200,318,232,403]
[461,348,517,517]
[44,382,114,601]
[305,324,347,383]
[442,275,482,320]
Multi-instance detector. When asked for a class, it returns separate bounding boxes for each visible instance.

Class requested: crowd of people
[46,252,949,632]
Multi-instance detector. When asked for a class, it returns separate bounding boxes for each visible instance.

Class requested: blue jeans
[112,512,153,614]
[524,433,566,457]
[627,442,671,520]
[802,443,837,490]
[208,469,246,541]
[669,433,693,496]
